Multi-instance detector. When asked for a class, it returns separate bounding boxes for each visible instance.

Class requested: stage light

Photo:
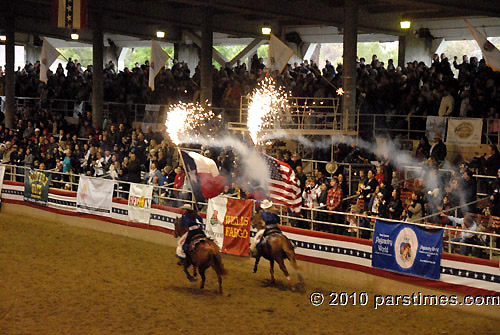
[261,26,271,35]
[156,31,165,39]
[71,32,79,40]
[0,35,6,42]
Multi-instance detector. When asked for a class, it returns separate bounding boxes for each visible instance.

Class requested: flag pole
[176,146,199,211]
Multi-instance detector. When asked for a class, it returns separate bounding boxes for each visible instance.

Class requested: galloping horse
[251,209,303,287]
[174,217,227,294]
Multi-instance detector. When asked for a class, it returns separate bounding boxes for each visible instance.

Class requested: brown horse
[174,217,227,294]
[251,210,304,287]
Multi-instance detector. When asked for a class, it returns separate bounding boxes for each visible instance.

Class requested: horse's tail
[212,251,227,276]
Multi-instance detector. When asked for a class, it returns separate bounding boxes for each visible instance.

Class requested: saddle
[263,227,282,238]
[187,233,208,255]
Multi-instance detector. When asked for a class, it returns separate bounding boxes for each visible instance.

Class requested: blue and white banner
[372,220,444,280]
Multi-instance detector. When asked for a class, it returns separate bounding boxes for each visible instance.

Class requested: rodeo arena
[2,1,500,334]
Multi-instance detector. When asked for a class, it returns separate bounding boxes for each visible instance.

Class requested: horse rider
[177,203,204,265]
[253,199,282,256]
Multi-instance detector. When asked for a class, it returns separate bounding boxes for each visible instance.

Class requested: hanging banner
[76,176,114,216]
[425,116,447,141]
[23,169,51,206]
[446,118,483,146]
[0,165,5,207]
[128,184,153,224]
[206,196,252,256]
[372,220,443,280]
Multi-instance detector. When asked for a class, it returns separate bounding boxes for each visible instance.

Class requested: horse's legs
[276,257,293,286]
[253,256,260,273]
[269,260,275,284]
[199,266,206,290]
[183,258,197,282]
[183,264,196,282]
[216,270,223,295]
[283,243,304,283]
[192,265,198,280]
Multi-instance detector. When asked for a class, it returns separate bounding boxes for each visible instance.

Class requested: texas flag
[181,150,227,202]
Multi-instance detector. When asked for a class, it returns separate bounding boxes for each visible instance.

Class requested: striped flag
[53,0,88,29]
[465,19,500,72]
[40,38,60,84]
[261,153,301,212]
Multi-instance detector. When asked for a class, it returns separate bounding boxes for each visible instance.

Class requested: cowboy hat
[260,199,273,209]
[180,203,192,210]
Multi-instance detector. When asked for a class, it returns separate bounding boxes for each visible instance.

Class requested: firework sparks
[247,77,289,145]
[165,102,216,145]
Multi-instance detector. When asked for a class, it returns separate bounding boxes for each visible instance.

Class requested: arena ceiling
[3,0,500,47]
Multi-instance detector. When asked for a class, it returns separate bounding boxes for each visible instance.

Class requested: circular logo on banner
[394,228,418,269]
[210,210,219,226]
[454,122,473,139]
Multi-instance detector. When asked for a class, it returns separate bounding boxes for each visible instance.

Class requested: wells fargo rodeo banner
[372,220,444,280]
[24,169,51,206]
[206,196,252,256]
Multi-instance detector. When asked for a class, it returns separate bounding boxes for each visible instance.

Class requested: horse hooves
[298,273,305,283]
[190,276,198,282]
[253,267,258,273]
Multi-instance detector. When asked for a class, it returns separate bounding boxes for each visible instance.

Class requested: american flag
[261,153,302,212]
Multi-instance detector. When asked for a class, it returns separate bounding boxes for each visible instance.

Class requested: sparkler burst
[165,102,216,145]
[247,77,289,145]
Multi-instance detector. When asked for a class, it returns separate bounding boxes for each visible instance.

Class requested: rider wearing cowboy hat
[253,199,283,257]
[178,203,204,265]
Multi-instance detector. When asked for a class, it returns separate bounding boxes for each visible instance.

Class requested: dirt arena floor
[0,210,498,335]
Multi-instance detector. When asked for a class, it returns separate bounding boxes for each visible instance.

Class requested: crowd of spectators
[3,52,500,123]
[1,52,500,256]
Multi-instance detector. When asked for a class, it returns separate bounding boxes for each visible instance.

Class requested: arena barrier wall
[2,180,499,299]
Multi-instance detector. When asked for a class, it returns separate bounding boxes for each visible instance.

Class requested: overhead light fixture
[400,15,411,30]
[70,32,79,40]
[400,20,411,29]
[156,31,165,39]
[261,26,271,35]
[0,35,6,42]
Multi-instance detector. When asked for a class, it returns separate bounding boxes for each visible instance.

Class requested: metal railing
[2,162,499,260]
[13,97,226,124]
[228,96,357,134]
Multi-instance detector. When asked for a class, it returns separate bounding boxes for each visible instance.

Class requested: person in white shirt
[445,213,478,255]
[438,88,454,117]
[302,178,321,229]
